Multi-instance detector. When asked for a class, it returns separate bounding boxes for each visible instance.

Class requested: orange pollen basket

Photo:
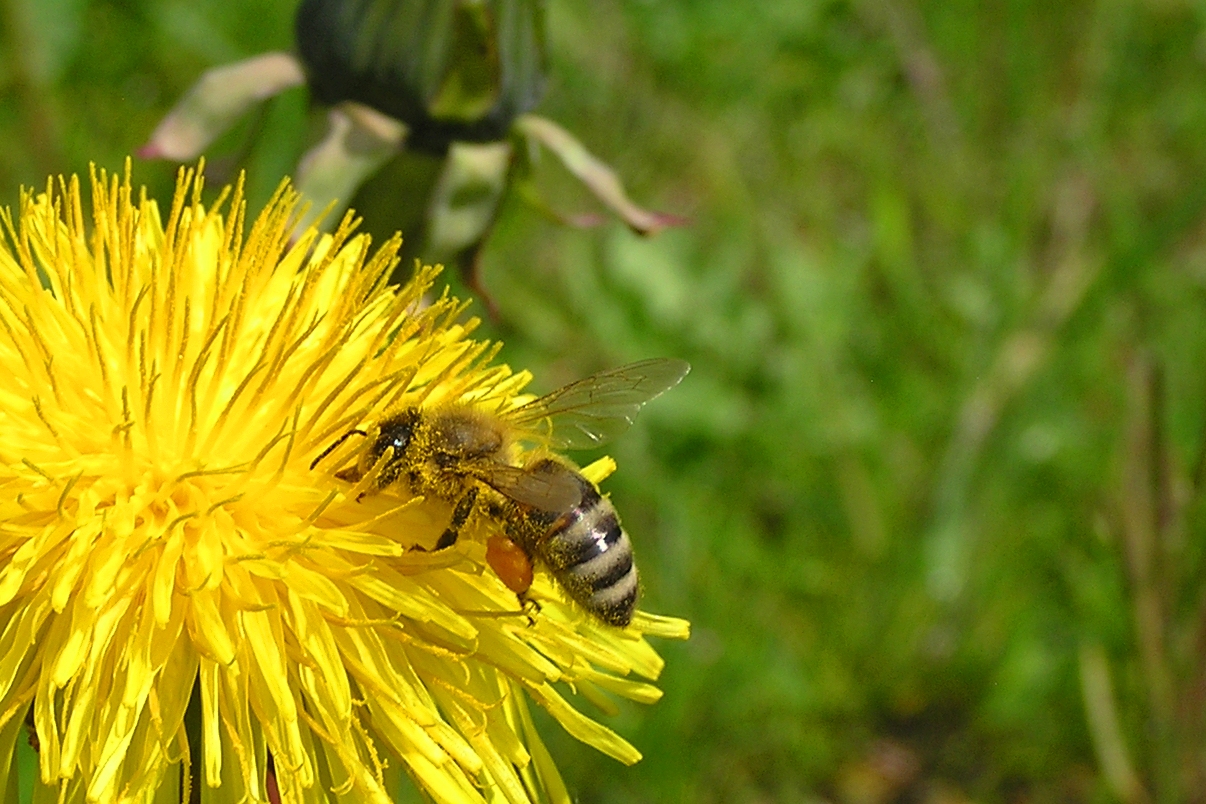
[486,535,535,593]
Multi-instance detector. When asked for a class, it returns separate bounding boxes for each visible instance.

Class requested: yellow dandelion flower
[0,164,689,803]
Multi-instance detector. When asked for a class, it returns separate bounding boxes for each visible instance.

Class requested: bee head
[368,408,421,464]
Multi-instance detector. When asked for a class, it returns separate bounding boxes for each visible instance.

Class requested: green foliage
[5,0,1206,801]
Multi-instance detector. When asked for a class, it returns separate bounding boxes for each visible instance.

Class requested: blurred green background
[6,0,1206,801]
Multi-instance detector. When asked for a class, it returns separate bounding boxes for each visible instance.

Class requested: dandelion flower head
[0,165,688,803]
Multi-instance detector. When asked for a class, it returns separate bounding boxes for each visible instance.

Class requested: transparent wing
[506,358,690,450]
[475,463,584,512]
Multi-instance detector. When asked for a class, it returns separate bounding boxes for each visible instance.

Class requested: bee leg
[518,596,542,627]
[435,487,478,550]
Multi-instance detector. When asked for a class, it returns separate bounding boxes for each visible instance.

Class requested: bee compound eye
[374,415,416,457]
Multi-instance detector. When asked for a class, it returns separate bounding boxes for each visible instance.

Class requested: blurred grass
[7,0,1206,801]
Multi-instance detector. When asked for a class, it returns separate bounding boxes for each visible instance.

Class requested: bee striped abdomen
[546,486,639,626]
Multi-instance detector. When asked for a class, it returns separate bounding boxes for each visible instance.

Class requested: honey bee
[312,358,690,626]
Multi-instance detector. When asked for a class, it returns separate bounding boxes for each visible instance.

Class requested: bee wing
[475,463,584,512]
[506,358,690,450]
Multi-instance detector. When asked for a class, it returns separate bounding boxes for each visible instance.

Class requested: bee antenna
[310,429,368,471]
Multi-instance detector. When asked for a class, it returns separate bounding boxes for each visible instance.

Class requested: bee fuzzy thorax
[425,405,512,464]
